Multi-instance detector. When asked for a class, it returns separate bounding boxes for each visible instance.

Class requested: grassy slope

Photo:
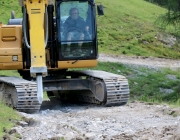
[93,62,180,105]
[0,71,21,138]
[96,0,180,58]
[0,103,21,138]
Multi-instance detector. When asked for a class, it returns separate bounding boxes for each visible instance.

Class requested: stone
[64,132,76,140]
[85,133,96,140]
[16,121,28,127]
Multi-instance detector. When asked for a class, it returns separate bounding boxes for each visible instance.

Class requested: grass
[96,0,180,58]
[0,0,22,23]
[91,62,180,105]
[0,71,21,138]
[0,103,21,138]
[0,70,20,77]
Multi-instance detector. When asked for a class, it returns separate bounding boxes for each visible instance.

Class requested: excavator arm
[21,0,49,103]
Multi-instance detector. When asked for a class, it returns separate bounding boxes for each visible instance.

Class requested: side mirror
[11,10,15,19]
[97,5,104,15]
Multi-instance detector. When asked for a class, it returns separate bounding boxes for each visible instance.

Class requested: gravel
[12,101,180,140]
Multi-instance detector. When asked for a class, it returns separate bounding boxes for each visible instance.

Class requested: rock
[41,110,47,115]
[16,121,28,127]
[8,128,16,134]
[134,82,138,85]
[56,134,64,139]
[166,74,177,80]
[159,88,174,94]
[95,118,101,121]
[76,136,84,140]
[50,137,63,140]
[112,119,116,123]
[64,132,76,140]
[3,127,8,133]
[143,41,149,44]
[2,134,11,140]
[85,133,96,140]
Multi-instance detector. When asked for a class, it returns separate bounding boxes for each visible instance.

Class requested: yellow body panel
[0,25,22,48]
[0,55,22,62]
[0,48,22,55]
[25,0,47,68]
[0,24,23,70]
[0,62,23,70]
[58,60,98,69]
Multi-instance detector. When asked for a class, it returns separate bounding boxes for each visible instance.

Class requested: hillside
[96,0,180,58]
[1,0,179,59]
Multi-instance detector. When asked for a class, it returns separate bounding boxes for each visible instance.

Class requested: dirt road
[6,54,180,140]
[12,100,180,140]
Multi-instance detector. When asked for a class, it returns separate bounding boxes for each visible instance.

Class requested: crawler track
[0,77,40,113]
[80,70,129,105]
[58,70,130,106]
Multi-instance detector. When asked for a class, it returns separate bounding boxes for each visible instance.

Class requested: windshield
[58,1,95,59]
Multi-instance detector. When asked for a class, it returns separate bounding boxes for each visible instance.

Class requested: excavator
[0,0,129,113]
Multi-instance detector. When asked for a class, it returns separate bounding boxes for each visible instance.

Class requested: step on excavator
[0,0,129,113]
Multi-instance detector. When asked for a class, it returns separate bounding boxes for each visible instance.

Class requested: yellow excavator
[0,0,129,113]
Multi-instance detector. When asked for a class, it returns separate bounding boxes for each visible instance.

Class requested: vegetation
[93,62,180,105]
[0,0,21,23]
[0,103,21,138]
[148,0,180,32]
[95,0,180,58]
[0,71,20,138]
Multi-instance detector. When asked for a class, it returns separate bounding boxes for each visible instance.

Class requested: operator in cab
[63,8,89,49]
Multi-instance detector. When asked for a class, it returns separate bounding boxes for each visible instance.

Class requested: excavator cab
[57,1,97,60]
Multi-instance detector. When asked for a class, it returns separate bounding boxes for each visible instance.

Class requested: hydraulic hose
[23,6,49,49]
[23,7,31,49]
[45,6,48,48]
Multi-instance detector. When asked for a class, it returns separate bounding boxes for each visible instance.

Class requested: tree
[157,0,180,29]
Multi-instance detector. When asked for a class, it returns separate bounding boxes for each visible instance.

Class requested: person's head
[69,8,79,20]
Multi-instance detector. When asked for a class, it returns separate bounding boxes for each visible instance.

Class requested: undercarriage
[0,70,129,113]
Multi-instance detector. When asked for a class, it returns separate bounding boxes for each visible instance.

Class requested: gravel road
[5,54,180,140]
[99,54,180,69]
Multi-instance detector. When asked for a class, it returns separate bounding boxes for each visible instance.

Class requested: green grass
[91,62,180,105]
[0,0,22,23]
[0,71,21,138]
[96,0,180,58]
[0,103,21,138]
[0,70,20,77]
